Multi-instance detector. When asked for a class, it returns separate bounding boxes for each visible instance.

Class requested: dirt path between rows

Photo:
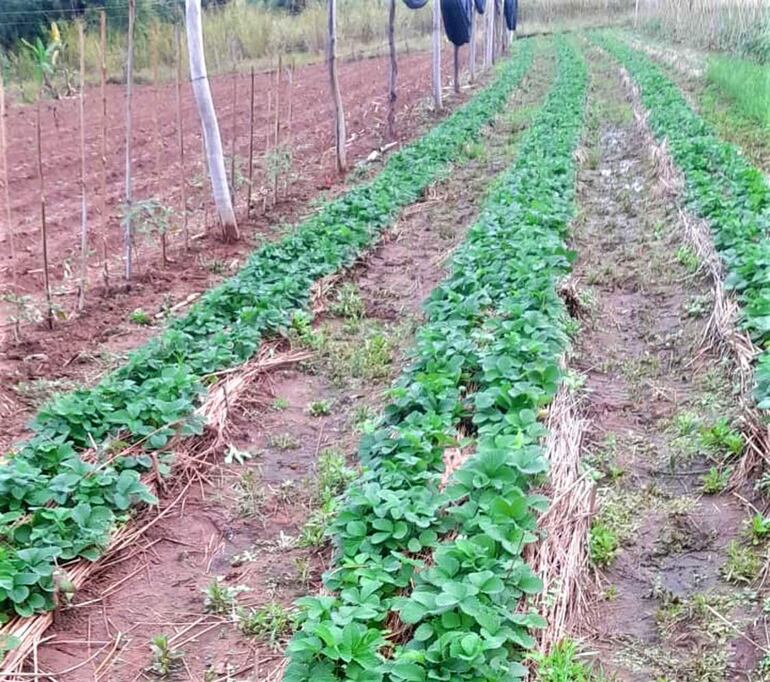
[571,47,769,680]
[0,45,474,452]
[25,41,557,682]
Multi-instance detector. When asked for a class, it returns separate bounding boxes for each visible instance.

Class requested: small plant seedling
[747,513,770,545]
[702,466,730,494]
[699,419,743,457]
[294,557,312,587]
[269,433,299,450]
[313,449,356,504]
[721,541,760,584]
[675,245,699,272]
[308,400,332,417]
[129,308,152,326]
[532,638,603,681]
[329,283,365,320]
[202,577,249,615]
[589,521,618,567]
[148,634,182,677]
[238,602,296,648]
[233,469,266,517]
[271,397,290,411]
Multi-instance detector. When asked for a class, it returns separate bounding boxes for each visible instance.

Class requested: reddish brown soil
[0,46,467,451]
[28,56,552,681]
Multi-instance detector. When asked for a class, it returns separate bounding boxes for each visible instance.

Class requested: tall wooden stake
[100,11,109,289]
[36,101,53,329]
[432,0,443,110]
[484,0,494,69]
[246,66,255,215]
[0,63,19,339]
[175,21,189,252]
[151,22,167,266]
[387,0,398,142]
[230,68,238,200]
[77,21,88,311]
[124,0,135,283]
[328,0,347,173]
[453,45,461,94]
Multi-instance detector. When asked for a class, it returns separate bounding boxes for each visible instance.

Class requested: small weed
[589,521,618,567]
[271,397,289,411]
[721,541,760,584]
[313,449,356,504]
[462,140,486,160]
[308,399,332,417]
[532,639,604,681]
[673,411,701,436]
[747,514,770,545]
[233,469,266,517]
[702,466,730,494]
[129,308,152,326]
[329,283,365,320]
[148,634,182,678]
[564,369,587,392]
[298,500,335,548]
[699,418,743,457]
[202,577,249,615]
[675,245,699,272]
[269,433,299,450]
[685,294,711,318]
[351,405,376,432]
[238,602,296,648]
[294,557,312,588]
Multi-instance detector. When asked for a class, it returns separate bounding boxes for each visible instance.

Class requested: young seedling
[308,400,332,417]
[589,521,618,567]
[271,397,290,411]
[148,634,182,678]
[702,466,730,494]
[269,433,299,450]
[721,541,759,584]
[238,602,296,648]
[202,577,249,615]
[129,308,152,326]
[329,282,365,320]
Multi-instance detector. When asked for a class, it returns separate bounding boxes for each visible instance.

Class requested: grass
[589,521,619,567]
[238,602,296,648]
[706,56,770,129]
[533,639,606,681]
[721,540,760,585]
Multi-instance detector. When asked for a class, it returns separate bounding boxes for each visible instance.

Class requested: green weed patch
[284,39,587,681]
[0,43,536,624]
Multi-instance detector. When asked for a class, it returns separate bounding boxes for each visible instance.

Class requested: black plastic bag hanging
[474,0,486,13]
[402,0,429,8]
[504,0,518,30]
[440,0,472,46]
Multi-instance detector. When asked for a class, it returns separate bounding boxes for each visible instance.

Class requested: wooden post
[230,68,238,199]
[387,0,398,142]
[328,0,347,173]
[185,0,239,241]
[0,62,18,338]
[151,22,167,266]
[175,20,189,252]
[432,0,443,110]
[485,0,494,69]
[453,44,460,94]
[469,6,477,83]
[77,21,88,311]
[100,11,109,289]
[124,0,135,283]
[246,66,255,215]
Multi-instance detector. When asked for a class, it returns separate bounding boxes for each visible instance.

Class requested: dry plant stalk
[526,382,593,652]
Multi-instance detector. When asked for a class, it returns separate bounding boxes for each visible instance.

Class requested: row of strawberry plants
[285,38,587,682]
[0,44,536,624]
[594,33,770,405]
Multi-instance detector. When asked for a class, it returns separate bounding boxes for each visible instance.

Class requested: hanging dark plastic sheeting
[440,0,472,46]
[474,0,486,13]
[402,0,429,8]
[504,0,518,30]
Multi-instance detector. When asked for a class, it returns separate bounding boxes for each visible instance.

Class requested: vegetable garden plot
[0,43,536,642]
[284,37,587,681]
[594,34,770,407]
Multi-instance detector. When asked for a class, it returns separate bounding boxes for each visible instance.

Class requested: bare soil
[0,46,470,452]
[27,43,556,682]
[572,48,768,679]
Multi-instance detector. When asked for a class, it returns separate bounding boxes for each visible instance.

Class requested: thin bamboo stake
[77,20,88,311]
[175,21,189,252]
[0,57,19,341]
[469,6,477,83]
[327,0,347,173]
[230,68,238,202]
[453,44,461,94]
[246,66,255,215]
[36,100,53,330]
[124,0,136,283]
[99,11,109,289]
[151,22,167,266]
[274,54,282,149]
[387,0,398,142]
[283,62,294,199]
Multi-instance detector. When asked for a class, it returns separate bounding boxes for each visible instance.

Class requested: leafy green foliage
[285,38,587,681]
[595,34,770,409]
[0,41,536,623]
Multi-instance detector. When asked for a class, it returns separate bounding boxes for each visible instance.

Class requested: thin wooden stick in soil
[124,0,136,283]
[247,66,256,215]
[151,22,168,266]
[36,100,53,330]
[0,60,19,340]
[387,0,398,142]
[76,20,88,311]
[432,0,443,110]
[328,1,347,173]
[99,10,110,288]
[230,66,238,203]
[175,19,189,252]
